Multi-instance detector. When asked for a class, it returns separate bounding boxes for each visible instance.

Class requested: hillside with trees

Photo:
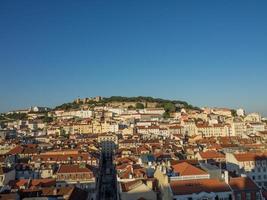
[54,96,199,112]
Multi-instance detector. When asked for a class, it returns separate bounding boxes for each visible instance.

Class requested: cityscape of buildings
[0,96,267,200]
[2,0,267,199]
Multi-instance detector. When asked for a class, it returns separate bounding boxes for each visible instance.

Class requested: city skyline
[0,94,266,117]
[1,0,267,115]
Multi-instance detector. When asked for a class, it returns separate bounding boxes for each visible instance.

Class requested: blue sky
[0,0,267,115]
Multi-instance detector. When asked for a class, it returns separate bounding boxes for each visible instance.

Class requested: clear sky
[0,0,267,115]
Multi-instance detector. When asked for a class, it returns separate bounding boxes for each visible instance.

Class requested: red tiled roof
[32,152,91,162]
[9,179,27,188]
[229,177,259,191]
[9,179,56,189]
[170,179,231,195]
[234,152,267,162]
[199,151,225,159]
[170,159,199,166]
[7,146,24,155]
[118,165,132,179]
[121,180,143,192]
[116,157,137,165]
[41,186,74,197]
[7,145,39,155]
[172,162,208,176]
[57,164,92,174]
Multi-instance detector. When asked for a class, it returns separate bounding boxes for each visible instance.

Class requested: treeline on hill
[103,96,199,110]
[5,113,27,120]
[0,112,53,122]
[0,113,28,126]
[54,102,81,111]
[54,96,199,112]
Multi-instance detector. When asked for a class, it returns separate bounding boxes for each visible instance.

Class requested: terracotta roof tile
[234,152,267,162]
[229,177,259,191]
[170,179,231,195]
[199,151,225,159]
[172,162,208,176]
[57,164,92,174]
[121,180,143,192]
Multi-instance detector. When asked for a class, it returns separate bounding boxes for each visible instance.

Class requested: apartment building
[170,179,232,200]
[247,123,265,135]
[181,120,197,136]
[56,164,96,191]
[231,120,246,137]
[226,152,267,188]
[97,132,118,156]
[196,124,230,138]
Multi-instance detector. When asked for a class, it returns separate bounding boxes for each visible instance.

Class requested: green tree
[6,113,27,120]
[128,105,135,110]
[231,109,237,117]
[136,103,145,109]
[163,112,170,119]
[43,116,53,123]
[163,102,176,113]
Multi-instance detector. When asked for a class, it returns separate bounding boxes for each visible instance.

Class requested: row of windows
[58,173,92,180]
[244,160,267,166]
[236,192,261,200]
[251,167,267,172]
[256,181,267,187]
[251,175,267,180]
